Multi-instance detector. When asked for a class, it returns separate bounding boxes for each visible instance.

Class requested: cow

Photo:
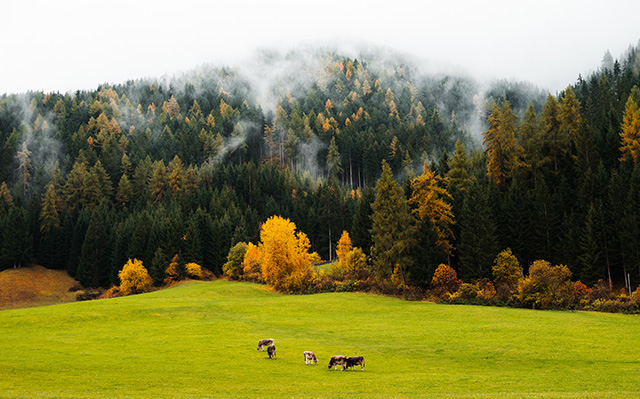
[346,356,365,371]
[567,304,576,312]
[257,338,274,351]
[267,345,276,359]
[303,351,318,365]
[328,355,347,371]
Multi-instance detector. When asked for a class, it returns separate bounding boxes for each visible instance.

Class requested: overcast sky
[1,0,639,96]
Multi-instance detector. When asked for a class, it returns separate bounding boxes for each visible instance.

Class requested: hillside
[0,280,638,398]
[0,265,77,310]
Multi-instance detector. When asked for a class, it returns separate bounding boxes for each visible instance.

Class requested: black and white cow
[267,345,276,359]
[257,338,274,351]
[328,355,347,371]
[303,351,318,365]
[346,356,365,371]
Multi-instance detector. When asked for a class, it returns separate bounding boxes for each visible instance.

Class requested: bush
[185,262,203,279]
[164,254,183,285]
[119,258,153,295]
[585,298,639,314]
[223,242,248,280]
[431,264,461,298]
[588,279,614,302]
[492,248,522,294]
[517,260,573,309]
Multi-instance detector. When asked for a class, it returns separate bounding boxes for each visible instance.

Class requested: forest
[2,45,640,310]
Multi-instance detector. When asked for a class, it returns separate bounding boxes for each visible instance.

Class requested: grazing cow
[267,345,276,359]
[257,338,274,351]
[328,355,347,371]
[346,356,365,371]
[567,304,576,312]
[303,351,318,365]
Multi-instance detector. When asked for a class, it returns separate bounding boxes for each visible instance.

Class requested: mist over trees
[2,44,640,305]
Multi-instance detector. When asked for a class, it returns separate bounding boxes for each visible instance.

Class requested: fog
[2,0,639,96]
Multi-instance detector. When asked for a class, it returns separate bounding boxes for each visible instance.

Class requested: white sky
[1,0,639,95]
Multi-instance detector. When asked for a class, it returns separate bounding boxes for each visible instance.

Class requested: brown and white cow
[328,355,347,371]
[257,338,274,351]
[267,345,276,359]
[346,356,365,371]
[303,351,318,365]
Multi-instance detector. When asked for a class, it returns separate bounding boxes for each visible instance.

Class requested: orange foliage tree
[259,215,316,293]
[431,263,461,297]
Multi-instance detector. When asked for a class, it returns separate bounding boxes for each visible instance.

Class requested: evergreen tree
[370,160,414,283]
[457,180,499,280]
[77,206,112,287]
[577,202,603,286]
[619,95,640,163]
[351,187,374,255]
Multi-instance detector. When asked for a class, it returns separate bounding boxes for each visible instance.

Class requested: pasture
[0,280,639,398]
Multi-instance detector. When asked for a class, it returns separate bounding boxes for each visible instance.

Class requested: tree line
[1,46,640,307]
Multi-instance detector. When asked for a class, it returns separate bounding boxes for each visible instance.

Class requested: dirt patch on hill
[0,265,78,310]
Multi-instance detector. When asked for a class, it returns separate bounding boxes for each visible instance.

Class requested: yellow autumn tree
[409,162,456,255]
[164,254,182,285]
[619,96,640,163]
[162,95,181,120]
[336,230,352,266]
[119,258,152,295]
[242,243,263,283]
[185,262,203,279]
[259,215,316,292]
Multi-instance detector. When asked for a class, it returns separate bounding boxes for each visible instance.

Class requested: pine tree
[0,182,14,218]
[409,162,455,255]
[370,160,414,283]
[77,206,112,287]
[578,202,603,286]
[457,180,499,280]
[116,174,133,207]
[619,95,640,163]
[541,94,563,172]
[482,102,525,187]
[327,136,343,179]
[40,183,60,236]
[446,140,472,193]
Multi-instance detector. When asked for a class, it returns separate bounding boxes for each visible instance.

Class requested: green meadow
[1,280,639,398]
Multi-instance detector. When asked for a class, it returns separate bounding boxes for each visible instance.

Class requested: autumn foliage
[256,215,318,292]
[118,258,152,296]
[431,263,461,297]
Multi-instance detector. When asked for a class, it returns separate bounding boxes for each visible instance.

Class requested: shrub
[492,248,522,293]
[185,262,203,279]
[164,254,183,285]
[223,242,248,280]
[588,279,614,302]
[476,279,497,301]
[452,283,478,300]
[119,258,153,295]
[517,260,573,309]
[573,281,591,306]
[431,264,461,298]
[633,286,640,304]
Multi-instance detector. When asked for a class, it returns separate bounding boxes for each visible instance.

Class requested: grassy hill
[0,280,639,398]
[0,265,77,310]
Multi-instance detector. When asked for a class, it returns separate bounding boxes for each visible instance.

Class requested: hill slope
[0,280,639,398]
[0,265,77,310]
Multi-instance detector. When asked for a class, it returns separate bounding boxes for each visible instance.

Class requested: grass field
[1,280,639,398]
